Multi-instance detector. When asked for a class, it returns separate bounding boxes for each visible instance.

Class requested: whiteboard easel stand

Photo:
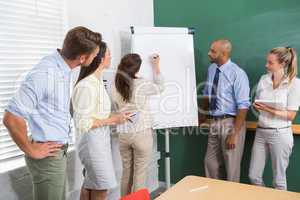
[128,26,196,191]
[165,128,171,189]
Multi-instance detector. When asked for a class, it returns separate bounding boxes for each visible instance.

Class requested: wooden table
[155,176,300,200]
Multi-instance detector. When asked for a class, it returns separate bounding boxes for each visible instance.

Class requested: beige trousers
[204,117,246,182]
[119,128,153,196]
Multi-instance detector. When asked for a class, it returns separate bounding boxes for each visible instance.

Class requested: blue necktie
[210,68,220,111]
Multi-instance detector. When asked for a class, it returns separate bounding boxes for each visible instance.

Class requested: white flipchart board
[121,27,198,129]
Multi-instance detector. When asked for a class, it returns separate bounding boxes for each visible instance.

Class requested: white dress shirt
[256,73,300,128]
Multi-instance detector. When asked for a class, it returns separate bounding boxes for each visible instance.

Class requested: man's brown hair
[61,26,102,60]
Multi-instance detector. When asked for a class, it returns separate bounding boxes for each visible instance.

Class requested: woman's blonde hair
[269,47,298,82]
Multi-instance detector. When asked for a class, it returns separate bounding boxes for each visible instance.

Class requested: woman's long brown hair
[70,42,107,117]
[115,53,142,102]
[75,41,107,85]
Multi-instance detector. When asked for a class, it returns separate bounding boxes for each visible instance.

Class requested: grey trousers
[249,127,293,190]
[204,117,246,182]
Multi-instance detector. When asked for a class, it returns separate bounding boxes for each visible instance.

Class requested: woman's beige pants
[119,128,153,196]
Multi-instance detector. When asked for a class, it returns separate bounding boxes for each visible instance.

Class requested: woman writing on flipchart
[112,53,165,196]
[249,47,300,190]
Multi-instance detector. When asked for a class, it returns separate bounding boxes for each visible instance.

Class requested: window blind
[0,0,67,161]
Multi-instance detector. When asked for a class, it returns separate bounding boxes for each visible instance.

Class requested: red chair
[120,189,151,200]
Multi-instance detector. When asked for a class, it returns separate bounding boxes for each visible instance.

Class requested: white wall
[67,0,154,70]
[0,1,154,199]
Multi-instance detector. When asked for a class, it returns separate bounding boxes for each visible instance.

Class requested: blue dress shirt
[203,59,250,116]
[6,50,72,143]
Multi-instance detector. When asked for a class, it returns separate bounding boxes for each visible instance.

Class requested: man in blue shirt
[3,26,101,200]
[200,39,250,182]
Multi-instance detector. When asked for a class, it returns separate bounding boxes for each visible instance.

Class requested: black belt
[257,126,291,130]
[31,139,69,150]
[209,114,236,120]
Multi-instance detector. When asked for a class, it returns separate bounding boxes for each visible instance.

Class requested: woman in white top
[112,53,165,195]
[72,42,131,200]
[249,47,300,190]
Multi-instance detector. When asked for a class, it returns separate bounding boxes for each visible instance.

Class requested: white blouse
[255,73,300,128]
[112,74,165,133]
[72,73,111,134]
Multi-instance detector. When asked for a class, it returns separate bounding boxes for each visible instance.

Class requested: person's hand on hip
[28,142,63,159]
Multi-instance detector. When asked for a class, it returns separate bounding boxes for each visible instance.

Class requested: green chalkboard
[154,0,300,123]
[154,0,300,192]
